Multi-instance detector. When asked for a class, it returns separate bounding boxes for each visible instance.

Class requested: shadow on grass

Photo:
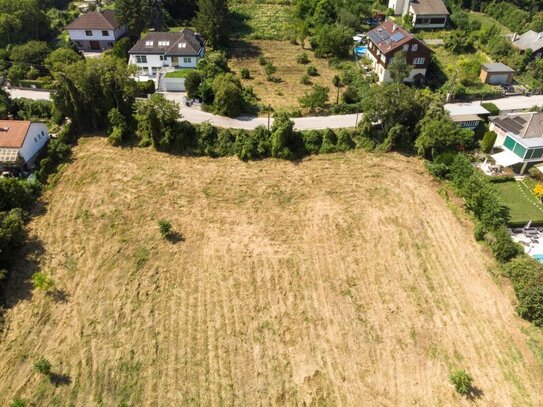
[50,371,72,387]
[228,40,263,59]
[466,385,484,401]
[166,231,185,244]
[229,10,253,39]
[49,287,70,303]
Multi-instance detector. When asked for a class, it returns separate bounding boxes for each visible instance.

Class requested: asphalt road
[7,88,542,130]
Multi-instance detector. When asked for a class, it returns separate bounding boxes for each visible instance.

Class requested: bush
[212,74,244,118]
[135,80,155,97]
[296,52,310,64]
[185,71,203,99]
[320,129,337,153]
[300,74,311,85]
[264,63,277,80]
[487,226,522,263]
[302,130,323,154]
[0,209,26,267]
[234,127,271,160]
[336,129,355,151]
[449,369,473,396]
[258,56,267,66]
[480,131,497,153]
[9,398,27,407]
[299,85,329,111]
[158,220,173,238]
[31,272,54,291]
[33,357,52,376]
[240,68,250,79]
[306,65,318,76]
[481,102,499,116]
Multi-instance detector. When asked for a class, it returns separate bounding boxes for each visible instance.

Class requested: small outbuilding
[479,63,515,85]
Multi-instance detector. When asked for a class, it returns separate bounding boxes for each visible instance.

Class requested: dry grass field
[1,137,543,406]
[229,40,349,112]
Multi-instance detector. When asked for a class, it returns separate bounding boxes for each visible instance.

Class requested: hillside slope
[1,138,542,406]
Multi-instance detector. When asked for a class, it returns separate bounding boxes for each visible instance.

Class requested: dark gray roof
[491,112,543,140]
[128,29,204,56]
[482,62,515,73]
[409,0,449,16]
[65,10,120,30]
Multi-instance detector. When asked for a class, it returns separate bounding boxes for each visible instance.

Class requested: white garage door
[488,74,509,84]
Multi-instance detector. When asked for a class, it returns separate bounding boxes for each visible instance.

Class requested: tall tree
[115,0,148,40]
[146,0,167,31]
[195,0,229,49]
[388,50,413,83]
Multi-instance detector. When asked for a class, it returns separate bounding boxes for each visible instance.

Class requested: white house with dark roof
[490,111,543,174]
[388,0,449,29]
[0,120,49,169]
[65,10,127,51]
[128,29,205,77]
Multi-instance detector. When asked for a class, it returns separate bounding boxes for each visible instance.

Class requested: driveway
[454,94,543,113]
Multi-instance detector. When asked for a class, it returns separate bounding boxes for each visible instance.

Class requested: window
[135,55,147,63]
[413,57,425,65]
[85,30,93,36]
[183,57,191,64]
[75,41,82,47]
[158,41,170,47]
[102,30,109,36]
[403,44,409,51]
[108,42,113,47]
[411,43,418,51]
[160,55,164,61]
[178,42,186,48]
[145,41,154,47]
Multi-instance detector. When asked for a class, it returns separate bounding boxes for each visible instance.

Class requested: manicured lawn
[229,3,294,40]
[494,180,543,225]
[228,40,353,113]
[164,69,192,78]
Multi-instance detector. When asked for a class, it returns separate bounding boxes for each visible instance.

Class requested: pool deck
[510,227,543,261]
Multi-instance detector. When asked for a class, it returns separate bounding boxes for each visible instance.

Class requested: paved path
[7,88,541,130]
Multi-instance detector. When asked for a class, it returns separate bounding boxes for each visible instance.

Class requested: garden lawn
[467,12,511,35]
[494,180,543,225]
[164,69,192,78]
[230,3,294,40]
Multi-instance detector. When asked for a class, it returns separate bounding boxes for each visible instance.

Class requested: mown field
[229,40,349,112]
[1,137,543,406]
[495,180,543,225]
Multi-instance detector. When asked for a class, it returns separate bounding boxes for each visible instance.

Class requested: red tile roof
[367,20,425,55]
[0,120,31,148]
[65,10,120,30]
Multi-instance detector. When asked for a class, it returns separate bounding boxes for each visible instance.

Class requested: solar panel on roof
[390,32,405,42]
[513,116,527,124]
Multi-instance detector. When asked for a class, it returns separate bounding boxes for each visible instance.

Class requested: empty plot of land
[1,138,543,406]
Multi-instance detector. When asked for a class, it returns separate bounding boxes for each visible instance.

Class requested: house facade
[480,63,515,85]
[128,30,205,77]
[66,10,127,51]
[367,20,431,83]
[444,103,490,130]
[490,112,543,174]
[388,0,449,29]
[0,120,49,169]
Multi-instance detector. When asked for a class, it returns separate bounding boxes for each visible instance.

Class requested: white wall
[68,29,114,41]
[129,54,202,75]
[19,123,49,165]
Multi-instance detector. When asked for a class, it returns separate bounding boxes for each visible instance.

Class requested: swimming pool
[533,253,543,263]
[354,45,368,57]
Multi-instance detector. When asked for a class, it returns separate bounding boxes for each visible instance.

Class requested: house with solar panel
[0,120,49,170]
[490,111,543,174]
[388,0,449,29]
[366,20,431,84]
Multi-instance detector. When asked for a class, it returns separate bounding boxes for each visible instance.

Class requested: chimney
[7,114,13,120]
[512,32,518,42]
[393,24,397,31]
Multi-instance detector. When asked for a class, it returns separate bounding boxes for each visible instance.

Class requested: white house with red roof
[65,10,127,51]
[0,120,49,169]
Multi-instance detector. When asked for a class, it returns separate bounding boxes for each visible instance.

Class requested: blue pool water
[533,254,543,263]
[354,46,368,56]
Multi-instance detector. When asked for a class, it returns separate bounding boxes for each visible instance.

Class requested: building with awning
[444,103,490,130]
[490,111,543,174]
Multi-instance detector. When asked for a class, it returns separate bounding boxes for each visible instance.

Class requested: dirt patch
[1,137,542,406]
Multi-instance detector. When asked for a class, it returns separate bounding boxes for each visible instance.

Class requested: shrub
[299,85,329,111]
[258,56,267,66]
[135,80,155,97]
[196,122,219,156]
[300,74,311,85]
[302,130,323,154]
[31,272,54,291]
[481,102,499,116]
[487,226,522,263]
[480,131,497,153]
[158,220,173,238]
[9,398,27,407]
[215,128,236,156]
[296,52,310,64]
[264,63,277,80]
[306,65,318,76]
[212,74,244,118]
[185,71,203,99]
[33,357,52,376]
[449,369,473,396]
[240,68,250,79]
[234,126,271,160]
[336,129,355,151]
[320,129,337,153]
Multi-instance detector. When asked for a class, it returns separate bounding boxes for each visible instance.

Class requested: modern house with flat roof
[388,0,449,29]
[66,10,127,51]
[480,63,515,85]
[490,111,543,174]
[510,31,543,59]
[444,103,490,130]
[366,20,431,84]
